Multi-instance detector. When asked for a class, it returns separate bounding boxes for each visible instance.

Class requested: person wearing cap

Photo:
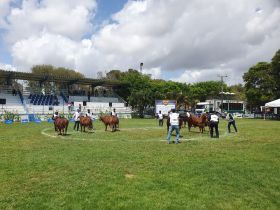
[73,109,81,131]
[209,111,219,138]
[166,109,180,144]
[226,112,238,133]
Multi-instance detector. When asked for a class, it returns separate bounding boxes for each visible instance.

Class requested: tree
[271,49,280,98]
[28,65,85,93]
[229,84,246,101]
[117,69,153,117]
[189,81,226,102]
[243,62,276,111]
[106,70,123,80]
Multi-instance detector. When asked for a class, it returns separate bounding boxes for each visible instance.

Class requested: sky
[0,0,280,85]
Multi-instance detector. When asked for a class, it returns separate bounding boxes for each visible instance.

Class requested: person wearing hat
[73,109,81,131]
[209,111,219,138]
[166,109,180,144]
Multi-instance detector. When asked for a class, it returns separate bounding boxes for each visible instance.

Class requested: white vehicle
[195,102,211,114]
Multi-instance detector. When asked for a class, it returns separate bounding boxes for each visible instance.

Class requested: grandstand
[0,69,132,121]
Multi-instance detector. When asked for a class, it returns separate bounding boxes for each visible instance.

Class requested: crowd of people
[157,109,238,144]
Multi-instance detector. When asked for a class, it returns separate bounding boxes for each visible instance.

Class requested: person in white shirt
[86,109,91,117]
[111,108,117,117]
[209,112,219,138]
[158,110,164,127]
[52,111,60,131]
[73,109,81,131]
[166,109,180,144]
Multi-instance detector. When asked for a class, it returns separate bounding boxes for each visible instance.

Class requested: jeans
[159,119,163,127]
[166,125,180,144]
[228,120,237,132]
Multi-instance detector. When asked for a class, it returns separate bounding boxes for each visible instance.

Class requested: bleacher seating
[27,94,60,106]
[0,93,25,114]
[60,92,68,103]
[0,91,131,117]
[69,96,119,103]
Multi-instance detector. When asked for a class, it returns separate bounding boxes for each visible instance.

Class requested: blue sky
[0,29,11,64]
[95,0,128,24]
[0,0,129,64]
[0,0,280,84]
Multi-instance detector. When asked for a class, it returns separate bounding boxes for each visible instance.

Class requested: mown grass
[0,118,279,209]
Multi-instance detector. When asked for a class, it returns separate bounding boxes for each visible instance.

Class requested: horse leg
[65,124,68,135]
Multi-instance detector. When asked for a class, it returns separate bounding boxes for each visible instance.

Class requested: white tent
[265,99,280,107]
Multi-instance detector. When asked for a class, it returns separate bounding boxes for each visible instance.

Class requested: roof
[0,69,128,87]
[265,99,280,108]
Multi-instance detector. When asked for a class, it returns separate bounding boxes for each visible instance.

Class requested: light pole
[218,74,227,113]
[140,62,143,74]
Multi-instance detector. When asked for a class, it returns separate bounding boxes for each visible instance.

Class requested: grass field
[0,118,279,209]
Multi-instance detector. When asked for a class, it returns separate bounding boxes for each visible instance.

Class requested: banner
[155,100,176,115]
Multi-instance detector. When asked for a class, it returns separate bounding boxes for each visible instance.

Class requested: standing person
[158,110,163,127]
[209,112,219,138]
[86,109,91,117]
[166,109,180,144]
[52,111,60,131]
[111,108,117,117]
[67,102,71,113]
[227,113,238,133]
[111,108,119,128]
[73,109,81,131]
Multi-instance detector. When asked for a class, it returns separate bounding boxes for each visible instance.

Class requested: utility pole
[217,74,227,113]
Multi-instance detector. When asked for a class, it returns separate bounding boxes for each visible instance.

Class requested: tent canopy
[265,99,280,108]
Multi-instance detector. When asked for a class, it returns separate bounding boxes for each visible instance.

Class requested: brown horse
[187,114,208,133]
[80,116,93,132]
[100,115,119,132]
[166,117,183,132]
[54,117,69,135]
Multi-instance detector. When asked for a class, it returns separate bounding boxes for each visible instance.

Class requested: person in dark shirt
[227,113,238,133]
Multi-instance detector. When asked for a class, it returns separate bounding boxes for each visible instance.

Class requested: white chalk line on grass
[41,127,164,142]
[41,127,233,143]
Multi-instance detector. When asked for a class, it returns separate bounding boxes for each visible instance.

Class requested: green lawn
[0,119,279,209]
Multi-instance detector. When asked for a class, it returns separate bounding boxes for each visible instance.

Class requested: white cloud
[0,62,17,71]
[0,0,12,27]
[5,0,96,42]
[143,67,162,79]
[1,0,280,84]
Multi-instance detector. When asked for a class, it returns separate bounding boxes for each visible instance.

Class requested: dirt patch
[125,173,135,179]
